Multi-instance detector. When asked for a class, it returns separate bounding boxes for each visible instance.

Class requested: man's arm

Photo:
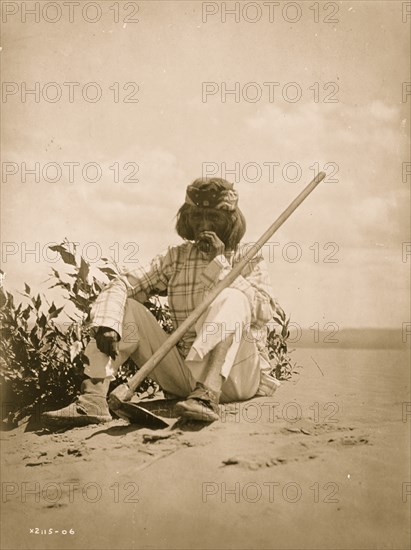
[91,247,174,338]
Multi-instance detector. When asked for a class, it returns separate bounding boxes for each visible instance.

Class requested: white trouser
[84,288,261,403]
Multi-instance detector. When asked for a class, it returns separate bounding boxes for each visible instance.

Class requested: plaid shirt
[91,242,277,354]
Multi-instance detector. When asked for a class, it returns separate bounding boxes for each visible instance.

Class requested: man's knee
[209,287,251,328]
[217,287,247,303]
[212,287,250,314]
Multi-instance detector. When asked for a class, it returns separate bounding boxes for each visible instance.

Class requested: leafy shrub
[0,285,83,421]
[0,240,297,425]
[267,306,300,380]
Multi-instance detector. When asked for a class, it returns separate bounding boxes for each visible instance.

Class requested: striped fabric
[91,242,277,354]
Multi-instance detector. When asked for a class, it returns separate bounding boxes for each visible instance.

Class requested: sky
[1,0,410,329]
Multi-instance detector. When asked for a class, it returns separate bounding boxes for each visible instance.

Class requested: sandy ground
[1,348,410,550]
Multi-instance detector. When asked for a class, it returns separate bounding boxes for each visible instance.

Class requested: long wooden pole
[108,172,326,408]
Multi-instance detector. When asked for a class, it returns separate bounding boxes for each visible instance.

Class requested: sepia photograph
[1,1,410,549]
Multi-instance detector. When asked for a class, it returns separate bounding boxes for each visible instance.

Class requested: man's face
[188,208,231,244]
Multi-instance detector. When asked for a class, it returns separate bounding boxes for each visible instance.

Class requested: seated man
[43,177,279,426]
